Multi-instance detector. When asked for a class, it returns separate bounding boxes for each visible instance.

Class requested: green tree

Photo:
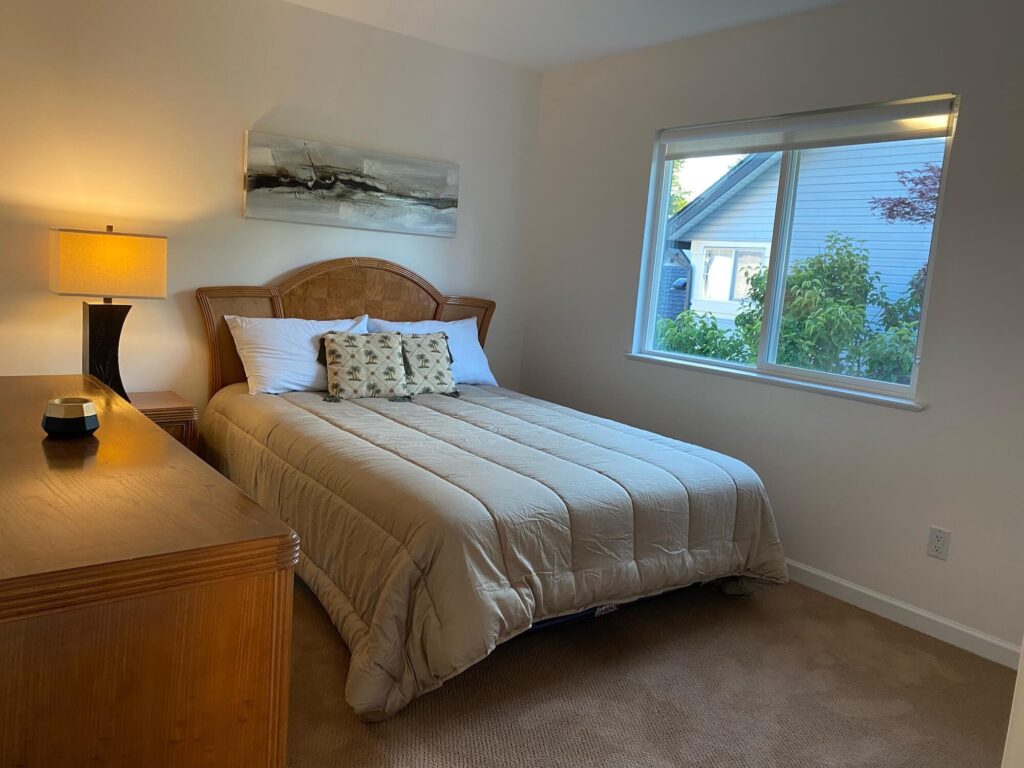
[734,268,767,354]
[655,232,919,384]
[667,160,690,216]
[774,233,882,376]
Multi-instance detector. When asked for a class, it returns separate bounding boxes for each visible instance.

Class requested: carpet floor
[288,578,1014,768]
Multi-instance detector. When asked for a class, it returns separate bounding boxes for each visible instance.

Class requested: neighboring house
[655,138,945,325]
[654,246,691,320]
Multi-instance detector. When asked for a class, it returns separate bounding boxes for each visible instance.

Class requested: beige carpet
[288,578,1014,768]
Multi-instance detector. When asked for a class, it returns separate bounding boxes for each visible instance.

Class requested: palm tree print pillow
[323,332,409,399]
[401,333,459,396]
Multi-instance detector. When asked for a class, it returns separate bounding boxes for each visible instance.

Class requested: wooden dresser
[0,375,299,768]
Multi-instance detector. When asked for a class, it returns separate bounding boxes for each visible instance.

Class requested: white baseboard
[786,559,1021,670]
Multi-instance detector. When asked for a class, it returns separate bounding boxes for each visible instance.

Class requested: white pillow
[225,315,369,394]
[368,317,497,386]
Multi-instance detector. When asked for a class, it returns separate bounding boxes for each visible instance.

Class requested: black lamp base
[83,301,131,401]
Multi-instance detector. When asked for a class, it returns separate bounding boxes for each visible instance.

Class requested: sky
[674,154,745,201]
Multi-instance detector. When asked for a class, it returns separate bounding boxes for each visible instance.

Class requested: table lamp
[50,226,167,401]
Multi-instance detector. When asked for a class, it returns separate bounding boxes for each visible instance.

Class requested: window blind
[662,95,956,159]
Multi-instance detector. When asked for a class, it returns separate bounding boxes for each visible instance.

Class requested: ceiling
[284,0,851,70]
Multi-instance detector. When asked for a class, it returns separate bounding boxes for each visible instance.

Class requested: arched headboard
[196,258,495,398]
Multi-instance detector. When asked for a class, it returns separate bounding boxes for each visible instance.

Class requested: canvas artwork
[244,131,459,237]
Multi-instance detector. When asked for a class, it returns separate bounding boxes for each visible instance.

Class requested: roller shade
[662,95,956,159]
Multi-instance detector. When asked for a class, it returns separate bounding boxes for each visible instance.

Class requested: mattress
[201,383,787,719]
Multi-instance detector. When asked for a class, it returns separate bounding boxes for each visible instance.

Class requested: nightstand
[130,391,198,452]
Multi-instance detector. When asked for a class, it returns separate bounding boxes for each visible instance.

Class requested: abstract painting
[244,131,459,238]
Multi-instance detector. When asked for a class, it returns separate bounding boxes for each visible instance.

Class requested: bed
[197,258,787,720]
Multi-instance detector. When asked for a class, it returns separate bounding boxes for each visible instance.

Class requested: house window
[695,245,768,305]
[634,95,957,401]
[731,249,765,300]
[701,248,734,301]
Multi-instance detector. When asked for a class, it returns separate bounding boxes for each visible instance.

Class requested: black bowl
[41,397,100,439]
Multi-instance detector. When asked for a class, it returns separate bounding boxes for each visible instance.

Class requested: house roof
[666,152,779,238]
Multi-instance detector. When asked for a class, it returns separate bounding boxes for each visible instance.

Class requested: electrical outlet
[927,526,951,560]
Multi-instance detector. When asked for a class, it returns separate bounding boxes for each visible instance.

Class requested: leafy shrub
[860,321,918,385]
[655,311,753,364]
[654,232,922,384]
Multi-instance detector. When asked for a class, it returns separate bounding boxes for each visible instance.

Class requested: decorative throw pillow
[401,333,458,396]
[323,332,409,400]
[368,317,497,385]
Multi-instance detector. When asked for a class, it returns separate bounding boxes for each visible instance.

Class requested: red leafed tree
[868,162,942,224]
[868,162,944,332]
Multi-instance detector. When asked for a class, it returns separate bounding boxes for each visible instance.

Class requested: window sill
[624,351,925,411]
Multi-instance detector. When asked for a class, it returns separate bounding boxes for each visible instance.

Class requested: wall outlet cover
[927,526,951,560]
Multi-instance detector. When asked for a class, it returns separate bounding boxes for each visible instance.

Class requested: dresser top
[0,375,296,586]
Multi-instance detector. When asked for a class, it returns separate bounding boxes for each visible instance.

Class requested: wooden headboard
[196,258,495,398]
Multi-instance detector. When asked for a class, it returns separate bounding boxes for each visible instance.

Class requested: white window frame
[631,95,959,408]
[689,240,770,319]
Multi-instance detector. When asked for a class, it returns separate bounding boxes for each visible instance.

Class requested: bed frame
[196,258,495,398]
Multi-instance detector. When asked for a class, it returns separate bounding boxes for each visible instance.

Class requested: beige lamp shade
[49,228,167,299]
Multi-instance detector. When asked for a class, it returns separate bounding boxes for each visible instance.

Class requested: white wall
[523,0,1024,651]
[0,0,539,408]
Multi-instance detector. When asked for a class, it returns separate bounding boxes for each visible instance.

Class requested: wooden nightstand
[130,391,198,452]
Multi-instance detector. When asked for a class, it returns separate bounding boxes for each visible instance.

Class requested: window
[702,248,734,301]
[731,249,764,300]
[634,95,957,401]
[693,244,768,306]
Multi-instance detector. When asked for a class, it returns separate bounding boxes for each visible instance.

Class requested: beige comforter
[202,384,787,719]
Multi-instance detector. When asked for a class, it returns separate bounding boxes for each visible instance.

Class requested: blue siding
[676,154,781,243]
[787,139,943,301]
[655,263,690,320]
[673,139,945,302]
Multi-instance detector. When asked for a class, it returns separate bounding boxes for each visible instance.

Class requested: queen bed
[197,258,787,720]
